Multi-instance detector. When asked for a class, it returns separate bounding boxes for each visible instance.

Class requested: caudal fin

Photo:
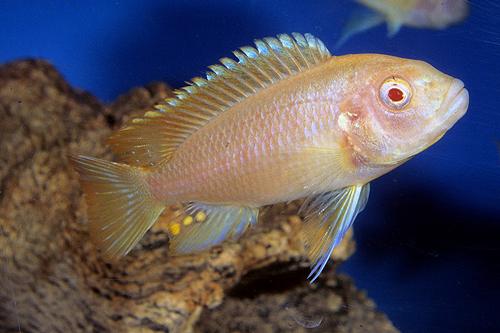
[70,155,165,260]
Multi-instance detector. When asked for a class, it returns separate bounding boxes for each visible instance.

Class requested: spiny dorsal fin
[108,33,331,167]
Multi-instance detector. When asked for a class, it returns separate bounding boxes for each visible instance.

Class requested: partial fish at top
[71,33,469,282]
[336,0,469,47]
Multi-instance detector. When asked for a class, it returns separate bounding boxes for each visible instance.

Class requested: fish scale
[150,76,343,206]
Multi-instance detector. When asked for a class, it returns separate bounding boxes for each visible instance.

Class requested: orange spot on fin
[168,203,259,255]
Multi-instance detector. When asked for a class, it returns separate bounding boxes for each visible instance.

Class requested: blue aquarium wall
[1,1,499,332]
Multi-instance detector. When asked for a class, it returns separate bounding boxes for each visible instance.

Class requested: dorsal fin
[108,33,331,167]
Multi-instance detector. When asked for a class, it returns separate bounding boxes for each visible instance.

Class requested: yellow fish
[71,33,468,282]
[337,0,469,46]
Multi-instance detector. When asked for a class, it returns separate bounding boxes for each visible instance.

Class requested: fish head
[337,54,468,168]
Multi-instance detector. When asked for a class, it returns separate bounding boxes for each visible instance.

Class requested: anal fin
[299,184,370,282]
[165,203,259,254]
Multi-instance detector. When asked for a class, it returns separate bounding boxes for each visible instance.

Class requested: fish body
[149,56,378,206]
[337,0,469,46]
[71,33,468,281]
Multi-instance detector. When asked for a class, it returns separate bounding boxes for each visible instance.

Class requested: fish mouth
[414,79,468,152]
[439,79,468,129]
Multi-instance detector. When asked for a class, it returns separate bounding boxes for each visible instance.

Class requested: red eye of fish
[388,88,404,102]
[380,77,412,111]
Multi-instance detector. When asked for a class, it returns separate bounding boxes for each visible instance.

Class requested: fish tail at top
[69,155,165,260]
[335,8,384,48]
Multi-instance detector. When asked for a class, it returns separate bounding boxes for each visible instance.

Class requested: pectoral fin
[299,184,370,282]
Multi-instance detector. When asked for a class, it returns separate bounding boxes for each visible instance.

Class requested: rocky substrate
[0,59,398,333]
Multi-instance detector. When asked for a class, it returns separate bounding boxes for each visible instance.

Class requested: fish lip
[439,79,468,128]
[415,79,469,152]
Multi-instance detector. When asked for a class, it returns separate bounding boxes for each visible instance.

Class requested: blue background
[1,1,499,332]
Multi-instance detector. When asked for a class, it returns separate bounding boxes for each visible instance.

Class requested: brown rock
[0,59,398,333]
[196,274,398,333]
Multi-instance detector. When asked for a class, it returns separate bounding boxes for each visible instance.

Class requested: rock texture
[0,59,398,333]
[197,274,397,333]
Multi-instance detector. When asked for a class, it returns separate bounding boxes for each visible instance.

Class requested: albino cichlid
[337,0,469,47]
[71,33,468,282]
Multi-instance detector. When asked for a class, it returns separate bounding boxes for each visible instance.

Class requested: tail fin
[70,155,165,260]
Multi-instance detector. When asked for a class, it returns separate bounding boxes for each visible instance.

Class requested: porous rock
[0,59,398,333]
